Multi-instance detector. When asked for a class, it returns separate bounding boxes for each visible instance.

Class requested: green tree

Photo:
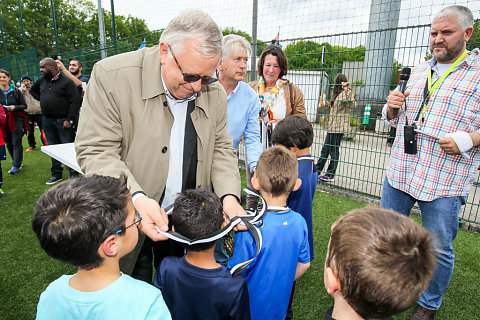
[222,27,267,56]
[284,40,365,74]
[0,0,151,58]
[467,20,480,50]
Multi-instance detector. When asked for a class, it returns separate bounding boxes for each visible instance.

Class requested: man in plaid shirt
[381,5,480,320]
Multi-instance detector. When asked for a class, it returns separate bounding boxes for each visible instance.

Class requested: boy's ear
[292,178,302,191]
[251,174,261,191]
[325,267,341,295]
[101,235,119,257]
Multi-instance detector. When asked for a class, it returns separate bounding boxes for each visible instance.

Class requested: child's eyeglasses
[112,211,142,236]
[168,45,218,85]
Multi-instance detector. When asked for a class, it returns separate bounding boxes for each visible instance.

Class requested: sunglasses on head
[168,45,218,85]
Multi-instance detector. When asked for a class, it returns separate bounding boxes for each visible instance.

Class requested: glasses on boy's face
[112,211,142,236]
[168,45,218,85]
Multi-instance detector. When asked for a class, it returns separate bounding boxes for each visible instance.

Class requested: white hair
[160,9,223,58]
[220,34,252,62]
[434,5,474,31]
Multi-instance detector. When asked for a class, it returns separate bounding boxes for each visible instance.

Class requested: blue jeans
[43,116,77,178]
[381,177,465,310]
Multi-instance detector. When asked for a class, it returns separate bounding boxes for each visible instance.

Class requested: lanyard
[423,49,468,115]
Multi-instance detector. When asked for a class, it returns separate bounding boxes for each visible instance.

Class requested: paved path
[239,123,480,226]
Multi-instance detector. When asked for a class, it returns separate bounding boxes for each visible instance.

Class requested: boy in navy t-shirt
[153,189,250,320]
[272,115,317,259]
[228,146,311,320]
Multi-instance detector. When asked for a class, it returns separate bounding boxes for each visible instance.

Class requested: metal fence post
[49,0,60,54]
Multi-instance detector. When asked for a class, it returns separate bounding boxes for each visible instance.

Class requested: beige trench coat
[75,45,240,202]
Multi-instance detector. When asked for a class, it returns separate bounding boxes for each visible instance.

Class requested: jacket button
[163,101,168,106]
[162,146,168,153]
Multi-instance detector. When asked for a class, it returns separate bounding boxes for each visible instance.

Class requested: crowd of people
[2,3,480,320]
[0,56,88,196]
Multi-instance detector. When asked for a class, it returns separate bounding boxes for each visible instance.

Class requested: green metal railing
[0,4,479,228]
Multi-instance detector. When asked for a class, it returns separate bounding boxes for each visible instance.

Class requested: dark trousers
[316,133,343,179]
[130,215,185,283]
[42,116,78,178]
[27,114,46,148]
[5,116,25,167]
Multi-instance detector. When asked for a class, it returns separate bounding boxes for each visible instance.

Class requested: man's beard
[70,69,79,76]
[431,38,465,62]
[42,71,53,79]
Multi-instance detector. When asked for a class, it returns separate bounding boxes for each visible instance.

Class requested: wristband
[132,191,147,204]
[445,131,473,153]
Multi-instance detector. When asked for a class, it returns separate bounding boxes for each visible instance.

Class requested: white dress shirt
[161,79,196,208]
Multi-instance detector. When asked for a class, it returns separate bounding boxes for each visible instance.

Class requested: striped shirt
[382,48,480,201]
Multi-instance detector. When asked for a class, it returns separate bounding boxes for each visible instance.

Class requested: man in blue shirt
[218,34,262,172]
[217,34,262,265]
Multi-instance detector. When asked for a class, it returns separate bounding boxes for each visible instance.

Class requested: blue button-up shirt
[227,81,262,169]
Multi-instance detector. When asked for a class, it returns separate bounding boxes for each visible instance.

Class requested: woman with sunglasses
[0,69,28,175]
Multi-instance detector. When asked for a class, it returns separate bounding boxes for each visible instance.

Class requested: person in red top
[0,102,7,196]
[0,68,28,175]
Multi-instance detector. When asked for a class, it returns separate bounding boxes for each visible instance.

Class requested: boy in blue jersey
[272,115,317,319]
[32,175,171,320]
[153,189,250,320]
[228,146,311,320]
[272,115,317,260]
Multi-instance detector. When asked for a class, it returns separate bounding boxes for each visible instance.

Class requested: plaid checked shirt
[382,48,480,201]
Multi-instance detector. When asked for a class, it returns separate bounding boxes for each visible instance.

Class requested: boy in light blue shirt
[32,175,171,320]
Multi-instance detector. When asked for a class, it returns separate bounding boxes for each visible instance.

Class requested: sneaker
[46,177,63,185]
[319,175,334,182]
[0,189,7,197]
[8,166,19,175]
[26,146,36,151]
[410,304,437,320]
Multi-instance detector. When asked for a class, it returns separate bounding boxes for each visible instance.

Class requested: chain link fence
[1,0,480,227]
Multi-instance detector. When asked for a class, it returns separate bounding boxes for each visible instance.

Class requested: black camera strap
[413,79,430,125]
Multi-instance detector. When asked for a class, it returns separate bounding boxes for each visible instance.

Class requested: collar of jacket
[141,46,212,119]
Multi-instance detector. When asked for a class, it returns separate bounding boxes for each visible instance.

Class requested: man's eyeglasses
[168,45,218,85]
[112,211,142,236]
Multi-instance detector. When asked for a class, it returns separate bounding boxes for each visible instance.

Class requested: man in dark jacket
[30,58,81,185]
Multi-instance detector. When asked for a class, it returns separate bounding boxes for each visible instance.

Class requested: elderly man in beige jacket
[75,10,244,280]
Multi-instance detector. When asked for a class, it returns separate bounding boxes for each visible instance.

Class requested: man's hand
[134,196,169,241]
[62,120,72,129]
[4,105,14,112]
[440,132,479,155]
[386,91,410,120]
[223,195,247,231]
[56,59,66,72]
[439,137,460,154]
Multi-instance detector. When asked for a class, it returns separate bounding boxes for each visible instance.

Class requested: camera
[51,54,62,61]
[404,124,417,154]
